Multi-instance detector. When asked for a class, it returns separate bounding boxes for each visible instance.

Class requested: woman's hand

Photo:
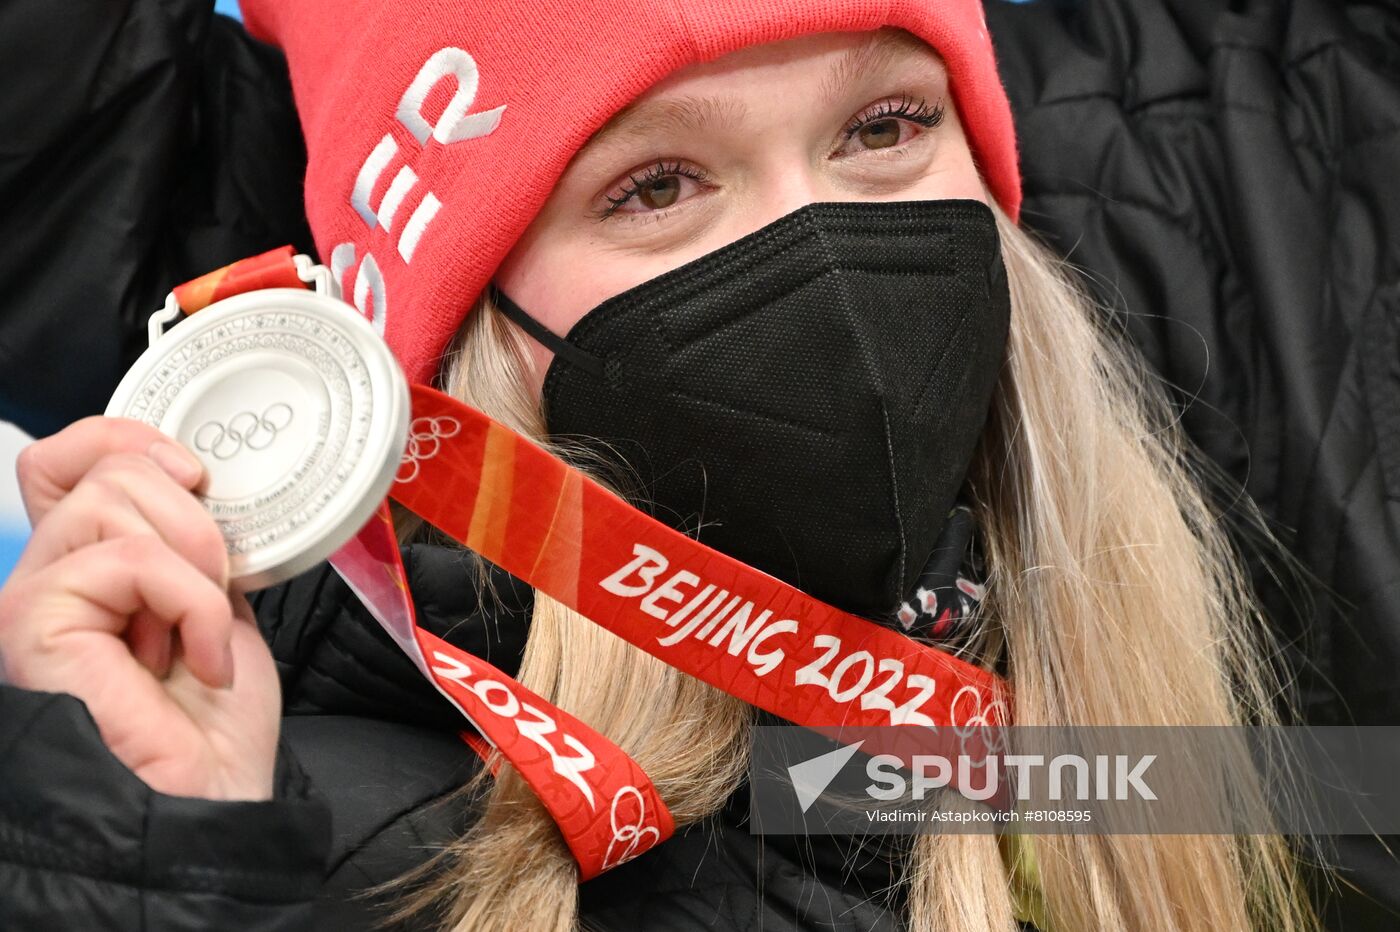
[0,417,280,801]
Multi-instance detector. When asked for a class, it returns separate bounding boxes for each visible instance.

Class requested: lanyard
[169,246,1011,878]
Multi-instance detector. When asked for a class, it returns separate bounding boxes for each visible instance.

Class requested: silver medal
[105,261,409,590]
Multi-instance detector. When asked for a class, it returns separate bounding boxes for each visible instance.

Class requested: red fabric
[240,0,1021,386]
[172,245,301,313]
[331,503,675,879]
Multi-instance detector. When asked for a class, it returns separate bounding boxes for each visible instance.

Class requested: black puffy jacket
[1,0,1398,928]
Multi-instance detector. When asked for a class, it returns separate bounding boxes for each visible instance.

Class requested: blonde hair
[381,202,1318,931]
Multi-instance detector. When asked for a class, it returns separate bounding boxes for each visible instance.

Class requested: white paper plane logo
[787,740,866,813]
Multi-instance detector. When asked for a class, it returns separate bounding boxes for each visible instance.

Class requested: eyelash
[596,95,947,221]
[599,161,711,220]
[841,95,946,141]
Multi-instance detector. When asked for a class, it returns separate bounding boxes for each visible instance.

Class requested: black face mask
[493,199,1010,619]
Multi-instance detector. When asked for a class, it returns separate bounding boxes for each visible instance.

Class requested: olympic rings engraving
[192,404,295,460]
[396,416,462,483]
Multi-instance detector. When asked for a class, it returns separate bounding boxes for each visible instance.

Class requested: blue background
[0,534,23,582]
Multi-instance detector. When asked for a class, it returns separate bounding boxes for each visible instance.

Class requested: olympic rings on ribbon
[396,415,462,483]
[601,785,662,871]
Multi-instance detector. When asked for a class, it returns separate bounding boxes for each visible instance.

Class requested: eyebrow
[818,29,940,106]
[582,29,938,156]
[586,94,750,154]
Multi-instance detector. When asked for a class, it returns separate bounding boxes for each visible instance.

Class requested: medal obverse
[106,288,410,590]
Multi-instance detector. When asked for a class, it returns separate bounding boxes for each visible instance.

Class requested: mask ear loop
[490,286,606,378]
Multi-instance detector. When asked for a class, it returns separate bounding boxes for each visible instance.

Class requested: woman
[0,1,1321,930]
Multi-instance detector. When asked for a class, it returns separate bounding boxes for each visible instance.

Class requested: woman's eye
[835,117,923,157]
[601,163,709,219]
[638,175,680,210]
[835,97,946,159]
[856,118,906,150]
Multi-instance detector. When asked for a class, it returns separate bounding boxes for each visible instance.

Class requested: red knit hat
[241,0,1021,386]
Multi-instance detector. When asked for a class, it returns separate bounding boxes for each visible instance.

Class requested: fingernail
[148,441,203,486]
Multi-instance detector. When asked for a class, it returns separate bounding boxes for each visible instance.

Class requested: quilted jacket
[0,0,1397,927]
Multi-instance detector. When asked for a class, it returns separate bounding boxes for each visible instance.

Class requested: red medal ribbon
[167,249,1011,879]
[172,246,306,313]
[328,505,673,878]
[392,387,1009,735]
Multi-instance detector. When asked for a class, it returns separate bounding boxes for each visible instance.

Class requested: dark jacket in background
[0,0,1397,927]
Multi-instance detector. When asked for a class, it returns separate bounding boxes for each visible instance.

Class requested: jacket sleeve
[0,683,331,930]
[0,0,313,437]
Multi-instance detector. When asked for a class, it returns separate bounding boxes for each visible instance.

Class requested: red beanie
[241,0,1021,386]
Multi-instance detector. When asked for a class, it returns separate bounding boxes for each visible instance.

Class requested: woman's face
[493,28,987,393]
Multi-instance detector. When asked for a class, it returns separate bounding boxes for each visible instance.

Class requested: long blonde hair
[382,201,1318,931]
